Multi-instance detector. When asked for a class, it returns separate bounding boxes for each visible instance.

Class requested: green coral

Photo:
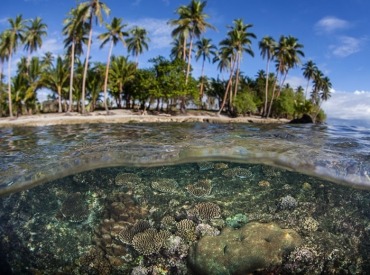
[225,213,248,229]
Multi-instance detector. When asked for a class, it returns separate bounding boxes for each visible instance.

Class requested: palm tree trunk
[7,53,13,118]
[81,18,93,114]
[118,83,123,109]
[233,52,241,102]
[68,41,76,113]
[185,32,194,84]
[277,71,288,98]
[199,58,205,105]
[304,79,310,100]
[182,36,187,62]
[103,40,114,114]
[263,59,270,117]
[217,61,236,115]
[58,87,62,113]
[266,72,279,118]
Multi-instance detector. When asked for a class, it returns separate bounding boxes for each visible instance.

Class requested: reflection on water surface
[0,122,370,196]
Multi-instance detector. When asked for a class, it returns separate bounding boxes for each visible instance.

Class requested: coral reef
[194,202,221,221]
[115,172,142,187]
[1,161,369,274]
[278,195,298,210]
[222,167,253,178]
[225,213,248,229]
[151,178,178,193]
[197,162,215,171]
[131,228,162,255]
[78,247,111,275]
[186,179,212,197]
[195,223,220,237]
[176,219,197,242]
[59,192,89,222]
[188,222,302,274]
[160,215,177,232]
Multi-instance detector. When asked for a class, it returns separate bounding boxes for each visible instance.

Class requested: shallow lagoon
[0,122,370,274]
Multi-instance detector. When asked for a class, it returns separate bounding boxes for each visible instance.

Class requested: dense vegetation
[0,0,331,122]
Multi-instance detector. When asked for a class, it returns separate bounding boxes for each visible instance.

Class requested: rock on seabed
[188,222,302,275]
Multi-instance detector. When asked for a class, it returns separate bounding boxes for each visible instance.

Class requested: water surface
[1,122,369,196]
[1,122,370,274]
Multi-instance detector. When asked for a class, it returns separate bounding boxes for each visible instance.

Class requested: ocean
[0,120,369,274]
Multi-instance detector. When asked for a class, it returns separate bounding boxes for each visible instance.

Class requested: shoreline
[0,110,289,127]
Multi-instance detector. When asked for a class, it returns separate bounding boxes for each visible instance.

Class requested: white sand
[0,110,289,127]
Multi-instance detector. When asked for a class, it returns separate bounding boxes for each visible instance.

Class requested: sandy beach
[0,110,289,127]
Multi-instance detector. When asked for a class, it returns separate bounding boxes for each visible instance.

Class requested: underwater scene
[1,162,370,274]
[1,122,370,274]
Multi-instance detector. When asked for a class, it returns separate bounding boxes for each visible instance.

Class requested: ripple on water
[0,122,370,195]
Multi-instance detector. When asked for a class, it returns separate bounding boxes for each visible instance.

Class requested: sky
[1,0,370,122]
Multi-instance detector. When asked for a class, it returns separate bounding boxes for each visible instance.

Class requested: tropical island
[0,0,332,125]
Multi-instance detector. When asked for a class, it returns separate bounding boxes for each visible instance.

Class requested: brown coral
[194,202,221,221]
[222,167,252,178]
[161,215,177,230]
[115,172,141,186]
[117,220,151,245]
[132,228,159,255]
[186,179,212,197]
[129,227,171,256]
[151,178,178,193]
[176,219,196,242]
[197,162,215,171]
[117,225,136,245]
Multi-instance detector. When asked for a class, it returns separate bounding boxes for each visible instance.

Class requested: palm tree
[216,43,236,115]
[23,17,47,68]
[0,32,9,88]
[63,6,89,113]
[41,51,54,69]
[42,56,69,113]
[169,6,191,62]
[302,60,318,99]
[170,36,188,61]
[169,0,215,84]
[259,36,276,117]
[266,35,304,117]
[312,73,331,122]
[227,19,255,101]
[24,57,43,113]
[195,37,216,102]
[4,15,26,117]
[78,0,110,114]
[126,26,150,66]
[109,55,136,108]
[87,62,104,111]
[98,17,128,114]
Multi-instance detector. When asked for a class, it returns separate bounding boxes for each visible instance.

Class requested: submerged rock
[60,192,89,222]
[188,222,302,274]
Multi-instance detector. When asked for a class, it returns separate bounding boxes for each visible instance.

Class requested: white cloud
[329,36,362,57]
[128,18,172,50]
[285,75,307,90]
[322,90,370,120]
[315,16,350,34]
[0,17,8,26]
[38,38,64,56]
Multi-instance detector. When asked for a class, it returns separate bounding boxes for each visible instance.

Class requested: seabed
[1,161,369,274]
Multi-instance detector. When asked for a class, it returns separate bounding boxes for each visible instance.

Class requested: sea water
[0,121,369,274]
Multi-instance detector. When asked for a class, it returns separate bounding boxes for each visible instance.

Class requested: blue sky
[1,0,370,120]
